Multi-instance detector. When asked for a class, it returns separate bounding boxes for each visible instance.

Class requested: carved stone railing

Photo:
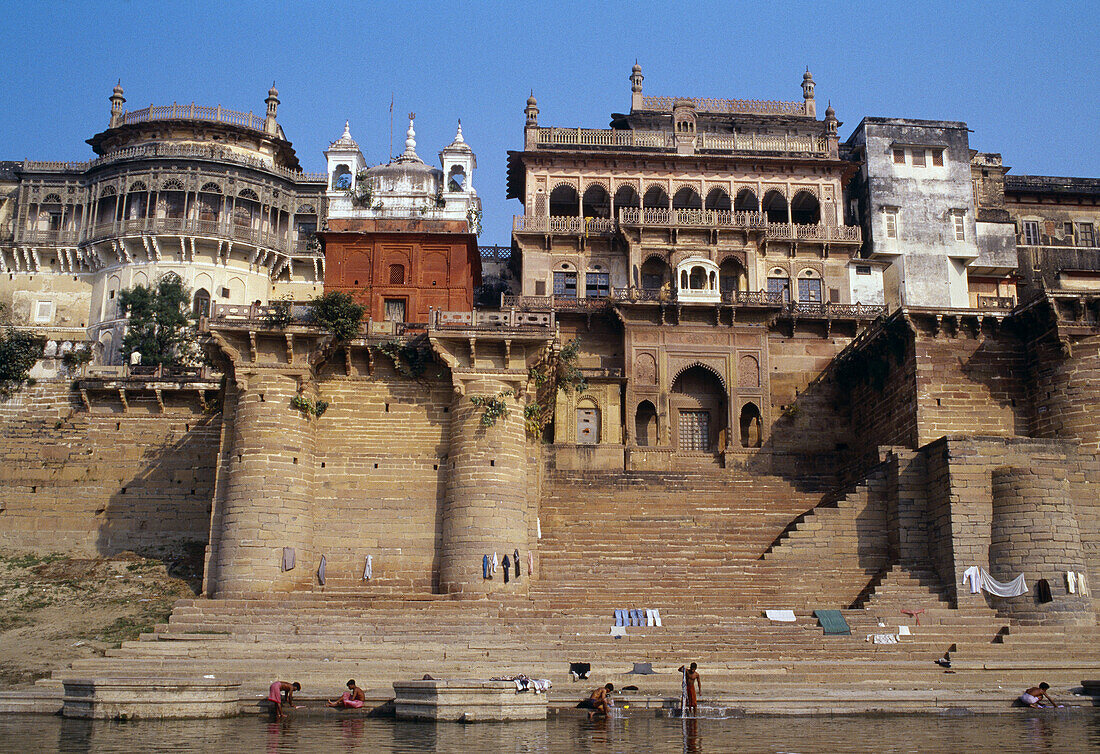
[619,207,766,229]
[533,127,826,155]
[82,217,299,253]
[766,223,861,243]
[431,308,555,332]
[976,296,1016,310]
[535,128,671,149]
[209,302,313,326]
[641,95,807,116]
[729,290,787,306]
[512,215,616,235]
[121,103,265,132]
[13,228,81,245]
[612,287,670,302]
[697,132,827,154]
[479,245,512,260]
[501,294,610,312]
[23,143,326,183]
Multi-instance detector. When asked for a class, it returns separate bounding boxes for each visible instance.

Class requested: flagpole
[389,93,394,160]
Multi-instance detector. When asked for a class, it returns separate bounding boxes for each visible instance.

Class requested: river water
[1,709,1097,753]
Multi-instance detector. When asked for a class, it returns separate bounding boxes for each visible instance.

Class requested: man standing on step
[678,662,701,715]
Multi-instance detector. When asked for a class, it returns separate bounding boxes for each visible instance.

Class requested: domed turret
[525,92,539,128]
[630,61,645,110]
[109,81,126,128]
[802,68,816,117]
[264,82,280,136]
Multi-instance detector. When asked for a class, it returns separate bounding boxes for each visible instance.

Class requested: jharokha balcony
[513,209,861,243]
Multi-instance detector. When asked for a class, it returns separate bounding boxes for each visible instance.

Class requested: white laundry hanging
[1066,571,1077,594]
[963,566,1028,598]
[363,554,372,580]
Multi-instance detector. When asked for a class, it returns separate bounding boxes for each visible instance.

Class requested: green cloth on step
[814,609,851,635]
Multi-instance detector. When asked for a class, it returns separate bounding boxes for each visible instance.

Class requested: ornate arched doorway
[670,365,727,451]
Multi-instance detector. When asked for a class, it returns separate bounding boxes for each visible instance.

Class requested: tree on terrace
[118,273,199,367]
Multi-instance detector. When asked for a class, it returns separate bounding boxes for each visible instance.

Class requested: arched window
[689,266,707,290]
[643,185,669,209]
[125,183,148,220]
[447,165,466,191]
[740,403,762,448]
[671,365,726,452]
[767,268,790,302]
[672,187,702,211]
[582,185,611,218]
[576,398,600,445]
[193,288,211,319]
[705,188,731,211]
[333,164,352,191]
[635,400,658,447]
[549,184,579,217]
[791,191,821,225]
[198,184,221,222]
[763,190,788,224]
[641,256,669,290]
[388,264,405,285]
[720,258,743,296]
[614,185,640,212]
[797,269,823,303]
[680,269,689,289]
[734,189,758,213]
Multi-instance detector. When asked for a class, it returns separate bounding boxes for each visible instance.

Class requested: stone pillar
[441,377,529,595]
[207,369,316,596]
[989,466,1091,624]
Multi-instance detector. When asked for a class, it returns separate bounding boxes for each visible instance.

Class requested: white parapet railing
[619,208,767,228]
[534,127,826,155]
[431,308,555,331]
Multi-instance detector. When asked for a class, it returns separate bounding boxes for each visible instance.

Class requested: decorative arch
[200,182,222,194]
[99,185,117,197]
[705,187,731,211]
[739,402,763,448]
[332,164,352,191]
[634,352,657,385]
[297,203,316,214]
[791,190,821,225]
[634,400,658,447]
[763,189,788,223]
[42,193,62,204]
[238,188,260,201]
[670,360,727,392]
[127,181,148,193]
[643,184,669,209]
[582,184,611,218]
[549,183,579,217]
[575,395,601,445]
[447,164,467,191]
[161,179,185,191]
[738,354,760,388]
[672,186,702,210]
[734,188,758,212]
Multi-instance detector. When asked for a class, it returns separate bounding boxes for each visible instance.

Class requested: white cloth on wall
[962,566,982,594]
[492,552,498,574]
[527,551,534,578]
[963,566,1029,597]
[869,634,899,644]
[1078,571,1089,596]
[609,626,626,638]
[282,547,295,572]
[363,555,372,580]
[317,555,327,586]
[537,518,542,540]
[1066,571,1077,594]
[898,625,911,636]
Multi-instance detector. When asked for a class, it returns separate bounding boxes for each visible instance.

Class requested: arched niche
[634,400,658,447]
[791,190,821,225]
[670,365,727,452]
[734,189,758,213]
[739,402,763,448]
[705,188,731,211]
[549,184,579,217]
[763,190,788,224]
[643,185,669,210]
[582,185,611,218]
[575,397,600,445]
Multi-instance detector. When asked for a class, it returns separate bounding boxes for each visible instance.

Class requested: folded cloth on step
[610,626,626,638]
[813,609,851,635]
[868,633,899,644]
[898,625,911,636]
[629,662,655,674]
[531,679,551,693]
[765,609,797,622]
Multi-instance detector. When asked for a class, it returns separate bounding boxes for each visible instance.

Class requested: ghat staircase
[28,467,1100,713]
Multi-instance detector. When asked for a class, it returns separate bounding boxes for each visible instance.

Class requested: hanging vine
[470,389,515,428]
[375,335,436,380]
[523,339,587,440]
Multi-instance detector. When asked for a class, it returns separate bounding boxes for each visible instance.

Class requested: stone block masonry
[0,381,219,556]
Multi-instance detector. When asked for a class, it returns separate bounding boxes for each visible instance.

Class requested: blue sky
[2,0,1097,244]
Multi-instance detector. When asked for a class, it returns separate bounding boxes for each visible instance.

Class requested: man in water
[1019,682,1056,708]
[678,662,701,715]
[578,682,614,719]
[267,680,300,718]
[327,679,366,709]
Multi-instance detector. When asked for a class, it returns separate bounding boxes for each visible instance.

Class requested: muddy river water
[1,708,1097,753]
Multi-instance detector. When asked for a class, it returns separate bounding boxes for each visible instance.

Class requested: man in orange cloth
[679,662,701,715]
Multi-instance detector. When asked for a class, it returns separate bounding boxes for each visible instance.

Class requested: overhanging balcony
[83,217,296,253]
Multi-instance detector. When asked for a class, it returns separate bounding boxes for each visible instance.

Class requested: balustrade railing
[619,207,767,228]
[501,294,610,312]
[121,103,263,131]
[534,126,826,155]
[82,216,296,252]
[22,143,327,183]
[431,308,555,331]
[512,215,616,235]
[765,223,861,242]
[13,228,81,245]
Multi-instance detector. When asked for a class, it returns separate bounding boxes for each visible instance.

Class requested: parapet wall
[0,380,219,557]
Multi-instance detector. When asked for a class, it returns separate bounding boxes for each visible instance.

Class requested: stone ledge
[61,677,241,720]
[392,679,547,722]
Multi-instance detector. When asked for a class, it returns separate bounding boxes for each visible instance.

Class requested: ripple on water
[0,708,1097,754]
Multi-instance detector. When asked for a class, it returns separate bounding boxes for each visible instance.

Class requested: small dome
[445,121,471,152]
[526,92,537,107]
[632,62,642,74]
[268,83,279,98]
[112,81,124,97]
[825,103,835,118]
[803,69,814,81]
[328,121,360,151]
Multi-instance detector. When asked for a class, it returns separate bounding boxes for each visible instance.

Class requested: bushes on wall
[308,292,365,341]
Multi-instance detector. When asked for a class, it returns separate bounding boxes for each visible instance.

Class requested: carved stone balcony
[82,217,299,253]
[512,215,616,236]
[619,207,766,229]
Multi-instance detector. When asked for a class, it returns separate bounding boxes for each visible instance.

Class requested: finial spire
[454,120,464,143]
[398,113,421,161]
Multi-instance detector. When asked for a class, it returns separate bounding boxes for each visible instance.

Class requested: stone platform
[61,677,241,719]
[392,679,547,722]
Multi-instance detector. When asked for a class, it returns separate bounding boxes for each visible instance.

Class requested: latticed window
[553,271,577,298]
[884,209,898,239]
[678,410,710,451]
[388,264,405,285]
[893,149,906,165]
[1078,223,1096,247]
[767,276,790,302]
[951,212,966,242]
[912,149,926,168]
[798,278,823,303]
[585,272,609,298]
